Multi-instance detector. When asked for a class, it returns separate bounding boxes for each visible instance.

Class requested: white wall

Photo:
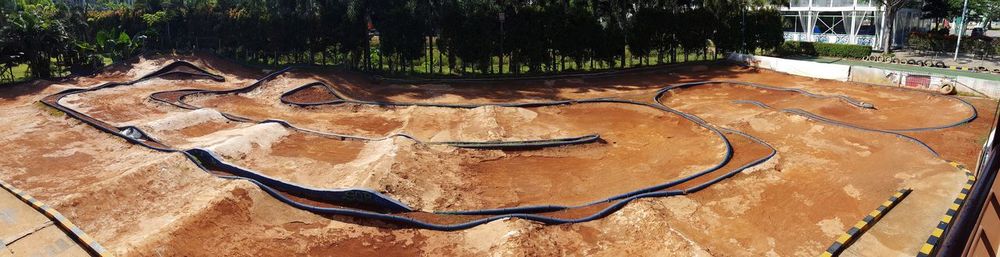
[728,53,852,81]
[729,53,1000,99]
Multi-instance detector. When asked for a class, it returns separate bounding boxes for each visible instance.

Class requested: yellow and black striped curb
[0,180,111,257]
[916,161,975,257]
[946,66,1000,74]
[947,66,978,72]
[820,188,912,257]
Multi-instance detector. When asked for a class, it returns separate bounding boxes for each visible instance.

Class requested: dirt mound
[144,108,228,132]
[198,123,290,159]
[2,55,994,256]
[400,105,565,142]
[282,84,339,104]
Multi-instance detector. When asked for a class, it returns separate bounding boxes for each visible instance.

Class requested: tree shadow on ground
[280,62,750,105]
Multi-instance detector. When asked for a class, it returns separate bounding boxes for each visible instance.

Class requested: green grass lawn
[3,57,115,85]
[5,50,721,84]
[378,45,720,76]
[10,64,29,81]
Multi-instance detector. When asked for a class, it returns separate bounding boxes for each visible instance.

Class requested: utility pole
[954,0,970,60]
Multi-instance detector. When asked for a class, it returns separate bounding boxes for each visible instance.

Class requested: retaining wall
[728,53,1000,99]
[727,53,851,81]
[955,77,1000,99]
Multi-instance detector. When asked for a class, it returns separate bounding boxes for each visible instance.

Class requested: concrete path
[892,50,1000,70]
[0,181,102,257]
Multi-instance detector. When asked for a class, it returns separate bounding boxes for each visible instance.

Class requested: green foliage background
[776,41,874,58]
[1,0,790,82]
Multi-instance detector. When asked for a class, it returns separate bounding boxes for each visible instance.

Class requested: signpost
[954,0,970,60]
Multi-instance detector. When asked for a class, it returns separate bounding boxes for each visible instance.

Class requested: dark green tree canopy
[2,0,788,79]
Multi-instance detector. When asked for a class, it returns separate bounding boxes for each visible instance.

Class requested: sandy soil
[0,55,993,256]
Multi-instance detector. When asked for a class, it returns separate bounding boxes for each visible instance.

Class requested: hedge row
[775,41,873,58]
[907,32,998,57]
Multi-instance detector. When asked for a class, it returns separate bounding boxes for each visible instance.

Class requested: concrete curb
[0,180,111,257]
[916,161,976,257]
[821,188,912,257]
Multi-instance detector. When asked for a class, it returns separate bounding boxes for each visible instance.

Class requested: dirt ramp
[400,105,573,142]
[5,55,995,256]
[197,122,290,159]
[143,108,228,132]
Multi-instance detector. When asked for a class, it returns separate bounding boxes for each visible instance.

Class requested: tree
[922,0,953,30]
[968,0,999,29]
[372,0,430,73]
[876,0,910,53]
[560,2,601,69]
[1,0,789,78]
[628,7,659,65]
[748,8,785,52]
[438,0,499,73]
[2,0,76,79]
[677,9,711,61]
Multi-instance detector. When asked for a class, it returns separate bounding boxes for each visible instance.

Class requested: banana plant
[94,30,141,62]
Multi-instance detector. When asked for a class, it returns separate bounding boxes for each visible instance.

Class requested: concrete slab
[0,189,53,246]
[5,225,90,257]
[0,183,103,257]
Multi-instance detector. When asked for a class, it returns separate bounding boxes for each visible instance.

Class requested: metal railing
[787,0,875,8]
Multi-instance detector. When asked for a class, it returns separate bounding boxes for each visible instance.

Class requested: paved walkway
[0,181,103,257]
[790,56,1000,81]
[892,50,1000,70]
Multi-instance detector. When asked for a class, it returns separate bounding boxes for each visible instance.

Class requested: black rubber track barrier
[150,69,604,149]
[149,66,749,215]
[657,80,978,133]
[39,61,977,230]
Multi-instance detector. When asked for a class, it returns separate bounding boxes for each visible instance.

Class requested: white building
[781,0,927,49]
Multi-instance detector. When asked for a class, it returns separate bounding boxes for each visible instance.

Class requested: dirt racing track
[2,55,996,256]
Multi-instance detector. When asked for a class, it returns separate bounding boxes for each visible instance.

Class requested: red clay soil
[907,96,997,168]
[658,79,980,254]
[283,84,340,103]
[0,55,994,256]
[197,97,725,210]
[659,82,973,130]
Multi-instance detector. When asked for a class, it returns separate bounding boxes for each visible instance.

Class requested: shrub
[907,33,932,52]
[907,32,997,56]
[776,41,872,58]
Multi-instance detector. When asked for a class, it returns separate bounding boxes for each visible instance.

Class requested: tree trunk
[510,55,517,75]
[499,53,504,74]
[448,55,456,75]
[30,51,53,79]
[882,9,897,53]
[621,52,626,68]
[427,36,433,73]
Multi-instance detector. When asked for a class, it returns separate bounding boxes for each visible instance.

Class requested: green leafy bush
[776,41,872,58]
[907,32,996,56]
